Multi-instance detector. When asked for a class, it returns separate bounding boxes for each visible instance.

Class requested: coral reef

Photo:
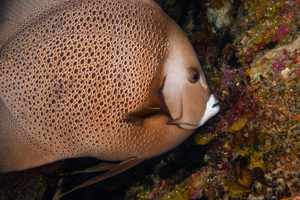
[126,0,300,200]
[0,161,63,200]
[126,166,212,200]
[206,0,233,31]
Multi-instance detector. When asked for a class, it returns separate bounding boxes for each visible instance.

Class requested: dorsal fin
[0,0,60,46]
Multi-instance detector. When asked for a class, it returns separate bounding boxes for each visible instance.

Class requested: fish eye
[187,69,200,83]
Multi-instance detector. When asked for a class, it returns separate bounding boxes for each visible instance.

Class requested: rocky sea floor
[1,0,300,199]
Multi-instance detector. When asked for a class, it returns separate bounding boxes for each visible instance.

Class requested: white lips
[199,94,220,126]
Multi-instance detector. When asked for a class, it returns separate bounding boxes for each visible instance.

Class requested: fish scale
[0,0,220,196]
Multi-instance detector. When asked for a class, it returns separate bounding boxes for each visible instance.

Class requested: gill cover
[162,72,219,130]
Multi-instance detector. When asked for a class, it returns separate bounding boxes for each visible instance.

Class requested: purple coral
[296,65,300,78]
[222,65,244,86]
[273,23,290,42]
[271,62,285,75]
[222,65,237,85]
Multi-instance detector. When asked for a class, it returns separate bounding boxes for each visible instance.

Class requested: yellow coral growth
[195,133,215,145]
[229,118,248,133]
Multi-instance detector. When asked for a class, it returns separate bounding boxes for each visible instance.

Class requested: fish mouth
[198,94,220,126]
[212,95,220,108]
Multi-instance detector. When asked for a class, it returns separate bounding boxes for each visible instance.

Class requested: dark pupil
[193,73,199,81]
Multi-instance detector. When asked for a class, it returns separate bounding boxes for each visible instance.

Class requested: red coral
[293,195,300,200]
[244,49,254,63]
[190,188,202,199]
[253,42,265,52]
[156,179,166,191]
[293,52,300,64]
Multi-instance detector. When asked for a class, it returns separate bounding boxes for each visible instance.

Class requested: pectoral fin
[125,107,161,124]
[162,72,182,120]
[58,157,144,199]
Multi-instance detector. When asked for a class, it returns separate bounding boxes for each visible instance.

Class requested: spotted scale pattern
[0,0,170,163]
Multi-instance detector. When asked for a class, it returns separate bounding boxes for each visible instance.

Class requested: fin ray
[58,157,145,198]
[61,162,118,175]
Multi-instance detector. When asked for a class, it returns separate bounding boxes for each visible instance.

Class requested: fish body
[0,0,219,190]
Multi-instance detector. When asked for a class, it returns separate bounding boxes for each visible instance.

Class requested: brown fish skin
[0,0,218,176]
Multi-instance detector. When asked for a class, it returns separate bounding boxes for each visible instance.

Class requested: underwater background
[1,0,300,199]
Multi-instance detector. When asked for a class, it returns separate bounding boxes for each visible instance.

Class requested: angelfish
[0,0,220,196]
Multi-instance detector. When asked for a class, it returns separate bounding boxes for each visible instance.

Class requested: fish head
[162,20,220,130]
